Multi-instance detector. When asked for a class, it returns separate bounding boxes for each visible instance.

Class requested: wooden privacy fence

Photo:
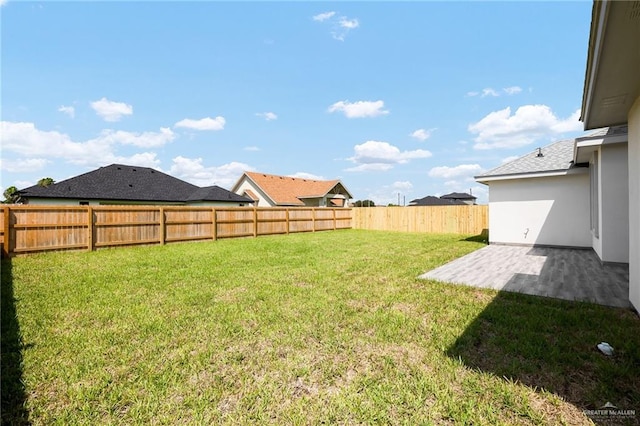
[352,205,488,235]
[0,206,352,257]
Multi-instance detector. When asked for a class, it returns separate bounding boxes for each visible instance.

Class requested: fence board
[351,205,488,235]
[2,205,487,256]
[1,206,352,256]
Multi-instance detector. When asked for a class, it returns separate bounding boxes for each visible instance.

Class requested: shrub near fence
[352,205,488,235]
[0,206,352,257]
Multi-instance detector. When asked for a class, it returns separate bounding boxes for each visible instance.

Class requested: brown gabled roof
[243,189,259,201]
[244,172,343,206]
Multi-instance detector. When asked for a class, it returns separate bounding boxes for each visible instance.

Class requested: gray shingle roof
[475,138,576,179]
[409,196,467,206]
[580,125,627,139]
[440,192,476,200]
[185,186,253,203]
[18,164,253,204]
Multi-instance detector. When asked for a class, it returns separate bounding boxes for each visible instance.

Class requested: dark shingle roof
[186,186,253,203]
[18,164,253,204]
[440,192,476,200]
[409,196,467,206]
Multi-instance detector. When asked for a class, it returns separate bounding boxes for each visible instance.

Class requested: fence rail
[0,205,488,257]
[352,205,488,235]
[0,206,352,257]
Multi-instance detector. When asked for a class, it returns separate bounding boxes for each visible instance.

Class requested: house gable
[232,171,353,207]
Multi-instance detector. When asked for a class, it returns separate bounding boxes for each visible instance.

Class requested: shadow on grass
[460,229,488,244]
[1,258,30,425]
[446,290,640,421]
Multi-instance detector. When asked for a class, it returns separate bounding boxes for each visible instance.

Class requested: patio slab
[419,245,630,308]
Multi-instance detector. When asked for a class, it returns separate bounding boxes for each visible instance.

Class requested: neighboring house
[580,0,640,312]
[232,171,353,208]
[475,128,628,258]
[408,196,468,206]
[476,0,640,312]
[16,164,254,207]
[440,192,477,205]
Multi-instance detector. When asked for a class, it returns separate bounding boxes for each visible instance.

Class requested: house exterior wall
[487,172,591,247]
[184,201,250,207]
[592,143,629,263]
[629,95,640,311]
[24,198,184,206]
[234,179,273,207]
[23,198,247,207]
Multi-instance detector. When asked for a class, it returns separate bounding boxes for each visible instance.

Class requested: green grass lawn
[2,230,639,425]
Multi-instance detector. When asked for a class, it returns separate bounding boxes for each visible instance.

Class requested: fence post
[332,208,336,230]
[253,207,258,238]
[87,206,94,251]
[312,208,316,232]
[212,208,217,241]
[159,207,166,245]
[2,206,10,257]
[286,208,290,235]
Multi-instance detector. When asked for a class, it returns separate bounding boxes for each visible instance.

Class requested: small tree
[353,199,376,207]
[3,186,21,204]
[37,177,55,187]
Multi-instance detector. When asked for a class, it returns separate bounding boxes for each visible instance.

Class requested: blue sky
[1,1,593,205]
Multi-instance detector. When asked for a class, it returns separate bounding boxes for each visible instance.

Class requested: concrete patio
[420,245,630,308]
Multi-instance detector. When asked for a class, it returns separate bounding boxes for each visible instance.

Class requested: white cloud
[1,121,111,163]
[0,121,163,168]
[428,164,483,179]
[88,127,175,148]
[481,88,499,98]
[410,128,436,141]
[256,112,278,121]
[328,100,389,118]
[0,0,8,7]
[174,116,226,131]
[58,105,75,118]
[467,86,523,98]
[503,86,522,95]
[346,140,431,172]
[391,181,413,191]
[289,172,325,180]
[469,105,582,150]
[169,156,253,188]
[338,17,359,29]
[115,152,161,169]
[346,163,394,172]
[0,158,50,173]
[244,146,260,152]
[313,11,359,41]
[90,97,133,122]
[313,11,336,22]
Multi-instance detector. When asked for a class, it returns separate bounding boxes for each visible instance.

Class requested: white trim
[582,0,610,129]
[475,167,587,184]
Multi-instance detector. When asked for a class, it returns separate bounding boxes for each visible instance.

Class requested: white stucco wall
[594,143,629,263]
[629,96,640,312]
[24,199,178,206]
[24,198,246,207]
[233,179,273,207]
[23,198,95,205]
[487,172,591,247]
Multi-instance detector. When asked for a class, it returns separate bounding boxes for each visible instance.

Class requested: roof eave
[475,168,586,183]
